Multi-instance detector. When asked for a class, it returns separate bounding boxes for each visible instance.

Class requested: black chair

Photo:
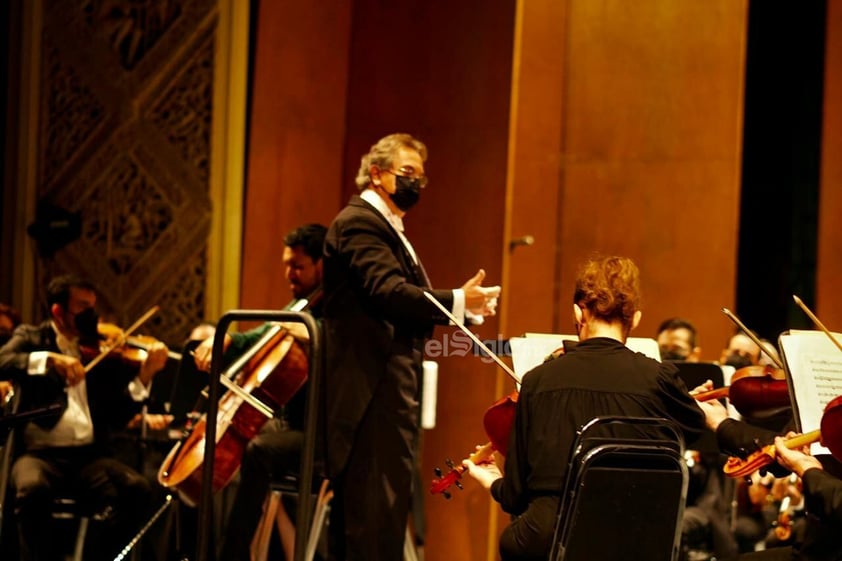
[549,416,689,561]
[0,386,115,561]
[251,473,332,561]
[0,382,20,550]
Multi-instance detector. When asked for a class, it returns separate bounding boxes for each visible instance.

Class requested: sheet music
[780,329,842,455]
[509,333,662,381]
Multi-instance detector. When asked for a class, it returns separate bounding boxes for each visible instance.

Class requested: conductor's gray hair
[354,133,428,191]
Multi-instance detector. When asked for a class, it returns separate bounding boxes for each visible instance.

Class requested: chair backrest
[549,416,689,561]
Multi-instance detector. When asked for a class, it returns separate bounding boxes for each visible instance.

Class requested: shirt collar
[51,320,80,358]
[361,189,405,233]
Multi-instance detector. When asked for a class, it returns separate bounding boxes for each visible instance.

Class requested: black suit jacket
[0,321,144,445]
[322,194,452,475]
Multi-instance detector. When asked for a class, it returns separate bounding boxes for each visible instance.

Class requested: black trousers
[328,395,417,561]
[11,445,151,561]
[499,495,560,561]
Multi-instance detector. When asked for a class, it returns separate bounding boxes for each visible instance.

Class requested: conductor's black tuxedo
[322,194,452,561]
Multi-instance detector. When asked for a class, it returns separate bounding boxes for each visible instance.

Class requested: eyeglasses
[381,167,428,188]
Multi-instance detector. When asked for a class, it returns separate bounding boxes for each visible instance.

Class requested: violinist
[0,301,22,347]
[700,397,842,561]
[191,223,326,561]
[0,274,169,561]
[656,317,742,558]
[657,317,702,362]
[463,256,707,561]
[322,133,500,561]
[720,332,763,370]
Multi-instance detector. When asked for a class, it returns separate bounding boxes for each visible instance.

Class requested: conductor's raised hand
[462,269,501,317]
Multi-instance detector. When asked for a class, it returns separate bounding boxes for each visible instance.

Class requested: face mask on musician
[660,347,689,362]
[73,307,100,339]
[724,351,753,370]
[390,175,422,211]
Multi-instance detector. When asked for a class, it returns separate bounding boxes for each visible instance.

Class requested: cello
[157,313,311,506]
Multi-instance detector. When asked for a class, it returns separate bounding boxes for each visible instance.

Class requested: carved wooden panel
[36,0,217,346]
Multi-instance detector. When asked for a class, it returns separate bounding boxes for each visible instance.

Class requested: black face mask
[389,175,422,211]
[660,348,689,362]
[724,352,753,370]
[73,307,100,339]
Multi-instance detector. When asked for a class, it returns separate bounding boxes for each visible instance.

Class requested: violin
[723,394,842,478]
[79,307,162,372]
[696,309,791,418]
[82,322,150,366]
[694,364,791,418]
[431,392,517,498]
[424,292,520,499]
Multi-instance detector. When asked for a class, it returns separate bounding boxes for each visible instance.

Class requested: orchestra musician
[321,133,500,561]
[0,302,22,347]
[191,223,327,561]
[0,274,169,561]
[703,400,842,561]
[657,317,703,362]
[463,255,708,561]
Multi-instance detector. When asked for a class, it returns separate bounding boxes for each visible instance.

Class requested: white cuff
[28,351,49,375]
[451,289,466,325]
[128,378,151,401]
[465,309,485,326]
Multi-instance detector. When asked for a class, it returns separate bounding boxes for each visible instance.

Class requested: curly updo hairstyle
[573,255,641,332]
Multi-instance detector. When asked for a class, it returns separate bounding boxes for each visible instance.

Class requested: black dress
[491,337,707,561]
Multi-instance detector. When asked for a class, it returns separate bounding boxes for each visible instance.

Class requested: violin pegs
[434,467,442,477]
[443,491,451,500]
[445,458,455,469]
[455,481,463,490]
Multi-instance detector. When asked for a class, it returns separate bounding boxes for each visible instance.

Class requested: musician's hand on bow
[688,379,714,397]
[462,448,503,490]
[0,381,14,404]
[193,333,233,372]
[49,352,86,387]
[775,435,822,477]
[127,413,174,431]
[139,341,169,385]
[279,322,310,343]
[463,269,501,317]
[693,380,730,431]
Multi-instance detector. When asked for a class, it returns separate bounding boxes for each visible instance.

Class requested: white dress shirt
[25,323,150,449]
[360,189,467,323]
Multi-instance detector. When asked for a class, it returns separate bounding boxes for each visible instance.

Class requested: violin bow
[722,307,785,369]
[793,295,842,354]
[84,305,160,372]
[423,291,518,383]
